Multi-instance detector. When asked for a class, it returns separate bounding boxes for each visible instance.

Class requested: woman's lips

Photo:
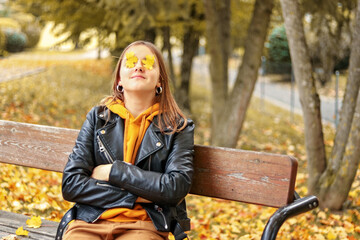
[131,75,145,79]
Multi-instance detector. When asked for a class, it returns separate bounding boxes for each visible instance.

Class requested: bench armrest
[261,194,319,240]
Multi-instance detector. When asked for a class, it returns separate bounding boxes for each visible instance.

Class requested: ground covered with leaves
[0,56,359,239]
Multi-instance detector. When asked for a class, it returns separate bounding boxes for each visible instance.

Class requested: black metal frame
[261,193,319,240]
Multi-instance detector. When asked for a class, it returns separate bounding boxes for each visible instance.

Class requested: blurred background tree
[203,0,274,147]
[302,0,356,85]
[281,0,360,210]
[6,0,257,116]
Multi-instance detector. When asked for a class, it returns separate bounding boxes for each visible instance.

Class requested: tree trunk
[318,38,336,86]
[316,16,343,86]
[162,26,176,89]
[97,29,102,60]
[318,91,360,209]
[210,0,274,147]
[203,0,230,142]
[176,25,199,114]
[144,28,156,43]
[280,0,327,194]
[317,0,360,209]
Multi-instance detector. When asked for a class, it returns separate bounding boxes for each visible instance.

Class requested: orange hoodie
[99,99,159,222]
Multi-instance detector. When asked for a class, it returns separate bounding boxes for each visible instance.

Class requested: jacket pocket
[155,204,168,230]
[142,204,171,232]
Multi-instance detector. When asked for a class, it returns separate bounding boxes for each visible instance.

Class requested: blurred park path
[0,66,46,83]
[252,78,341,125]
[6,48,110,61]
[193,55,341,126]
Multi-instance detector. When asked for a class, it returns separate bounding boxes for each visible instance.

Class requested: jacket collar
[98,106,117,124]
[97,108,164,166]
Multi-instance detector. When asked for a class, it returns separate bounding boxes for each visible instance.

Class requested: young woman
[56,40,194,240]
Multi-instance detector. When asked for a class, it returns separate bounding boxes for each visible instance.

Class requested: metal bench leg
[261,194,319,240]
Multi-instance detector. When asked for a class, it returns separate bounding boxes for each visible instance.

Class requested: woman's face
[119,45,161,95]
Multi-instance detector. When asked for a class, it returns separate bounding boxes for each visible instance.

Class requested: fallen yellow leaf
[1,234,19,240]
[326,229,337,240]
[26,216,42,228]
[15,226,28,236]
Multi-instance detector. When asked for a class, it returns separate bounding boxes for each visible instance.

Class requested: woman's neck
[123,91,155,118]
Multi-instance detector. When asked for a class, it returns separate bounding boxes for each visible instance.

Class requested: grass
[1,61,113,128]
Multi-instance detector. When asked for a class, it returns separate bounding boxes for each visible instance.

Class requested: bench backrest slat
[192,145,297,207]
[0,120,78,172]
[0,120,297,208]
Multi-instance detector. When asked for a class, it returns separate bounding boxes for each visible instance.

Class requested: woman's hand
[91,164,112,181]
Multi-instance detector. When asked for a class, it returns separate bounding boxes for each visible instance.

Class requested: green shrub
[4,30,27,52]
[11,14,42,48]
[265,25,292,74]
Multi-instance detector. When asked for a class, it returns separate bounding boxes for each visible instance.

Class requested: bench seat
[0,210,57,239]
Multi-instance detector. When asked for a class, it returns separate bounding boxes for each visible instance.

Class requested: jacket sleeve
[62,107,135,209]
[108,120,195,206]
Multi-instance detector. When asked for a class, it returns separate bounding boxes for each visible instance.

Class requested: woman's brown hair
[102,40,187,134]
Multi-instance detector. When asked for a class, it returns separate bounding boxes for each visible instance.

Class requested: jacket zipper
[96,182,125,191]
[96,182,112,187]
[155,205,168,230]
[91,210,106,223]
[97,135,114,163]
[148,155,152,170]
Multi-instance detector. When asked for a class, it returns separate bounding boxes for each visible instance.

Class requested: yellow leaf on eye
[125,51,138,68]
[26,216,42,228]
[142,55,155,70]
[15,226,28,236]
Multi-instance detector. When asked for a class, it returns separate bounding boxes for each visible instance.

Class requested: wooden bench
[0,120,318,240]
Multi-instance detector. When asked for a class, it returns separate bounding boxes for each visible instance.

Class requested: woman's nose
[134,61,144,72]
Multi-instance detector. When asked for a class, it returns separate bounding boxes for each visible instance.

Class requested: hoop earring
[156,86,163,95]
[116,85,124,93]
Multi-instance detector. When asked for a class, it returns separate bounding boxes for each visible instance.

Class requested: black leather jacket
[60,105,194,237]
